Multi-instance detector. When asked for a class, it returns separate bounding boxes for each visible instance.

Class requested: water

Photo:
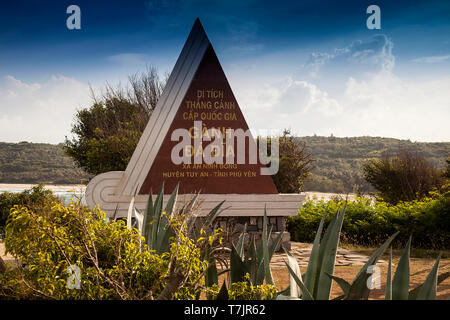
[0,185,87,206]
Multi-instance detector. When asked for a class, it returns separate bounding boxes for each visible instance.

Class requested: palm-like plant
[281,206,449,300]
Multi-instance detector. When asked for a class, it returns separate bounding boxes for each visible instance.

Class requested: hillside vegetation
[0,142,90,184]
[0,137,448,192]
[298,136,449,193]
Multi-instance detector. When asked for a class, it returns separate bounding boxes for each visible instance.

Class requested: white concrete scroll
[86,19,305,218]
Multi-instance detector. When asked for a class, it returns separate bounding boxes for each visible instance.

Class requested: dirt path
[270,242,387,268]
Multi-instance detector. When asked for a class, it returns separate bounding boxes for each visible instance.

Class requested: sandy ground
[272,257,450,300]
[216,243,450,300]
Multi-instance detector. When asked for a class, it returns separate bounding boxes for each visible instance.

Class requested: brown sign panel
[139,43,278,195]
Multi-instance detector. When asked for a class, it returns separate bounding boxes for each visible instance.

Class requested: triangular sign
[115,18,278,196]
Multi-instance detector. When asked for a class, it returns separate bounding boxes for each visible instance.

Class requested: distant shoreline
[0,184,364,202]
[0,183,86,191]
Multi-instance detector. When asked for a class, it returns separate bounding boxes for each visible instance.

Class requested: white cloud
[241,69,450,141]
[0,75,91,143]
[304,34,395,77]
[411,54,450,63]
[339,71,450,141]
[272,79,341,116]
[236,36,450,142]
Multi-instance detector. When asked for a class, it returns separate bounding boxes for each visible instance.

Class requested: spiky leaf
[304,213,326,294]
[315,206,345,300]
[385,247,393,300]
[346,231,399,300]
[415,254,441,300]
[284,261,314,300]
[392,236,412,300]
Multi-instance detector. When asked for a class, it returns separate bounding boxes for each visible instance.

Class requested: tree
[443,155,450,180]
[64,68,166,175]
[271,129,314,193]
[363,149,445,204]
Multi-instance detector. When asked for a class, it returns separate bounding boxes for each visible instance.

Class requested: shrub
[206,281,277,300]
[0,199,207,299]
[287,191,450,249]
[363,150,445,204]
[228,281,276,300]
[64,68,165,175]
[0,184,59,236]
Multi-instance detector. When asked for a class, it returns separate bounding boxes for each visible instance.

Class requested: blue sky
[1,0,449,143]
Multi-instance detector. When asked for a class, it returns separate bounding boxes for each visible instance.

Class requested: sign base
[86,171,305,218]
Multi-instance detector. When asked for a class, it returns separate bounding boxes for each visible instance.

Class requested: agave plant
[210,208,284,298]
[231,209,283,286]
[280,205,400,300]
[384,238,449,300]
[126,183,224,255]
[281,204,449,300]
[318,231,398,300]
[325,235,450,300]
[279,205,346,300]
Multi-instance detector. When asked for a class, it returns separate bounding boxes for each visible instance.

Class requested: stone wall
[213,216,291,251]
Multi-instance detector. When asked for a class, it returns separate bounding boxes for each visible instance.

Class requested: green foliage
[0,199,207,300]
[324,234,449,300]
[64,68,165,176]
[203,210,283,300]
[1,136,448,192]
[1,190,448,300]
[0,142,89,184]
[363,150,445,204]
[64,98,150,175]
[298,136,449,193]
[328,232,398,300]
[206,279,277,300]
[0,184,59,235]
[282,207,345,300]
[127,183,226,299]
[135,184,178,255]
[287,192,450,249]
[227,281,276,300]
[281,207,448,300]
[226,211,282,287]
[272,130,314,193]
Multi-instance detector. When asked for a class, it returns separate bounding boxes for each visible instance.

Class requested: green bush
[206,281,277,300]
[362,150,445,204]
[287,191,450,249]
[0,184,59,235]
